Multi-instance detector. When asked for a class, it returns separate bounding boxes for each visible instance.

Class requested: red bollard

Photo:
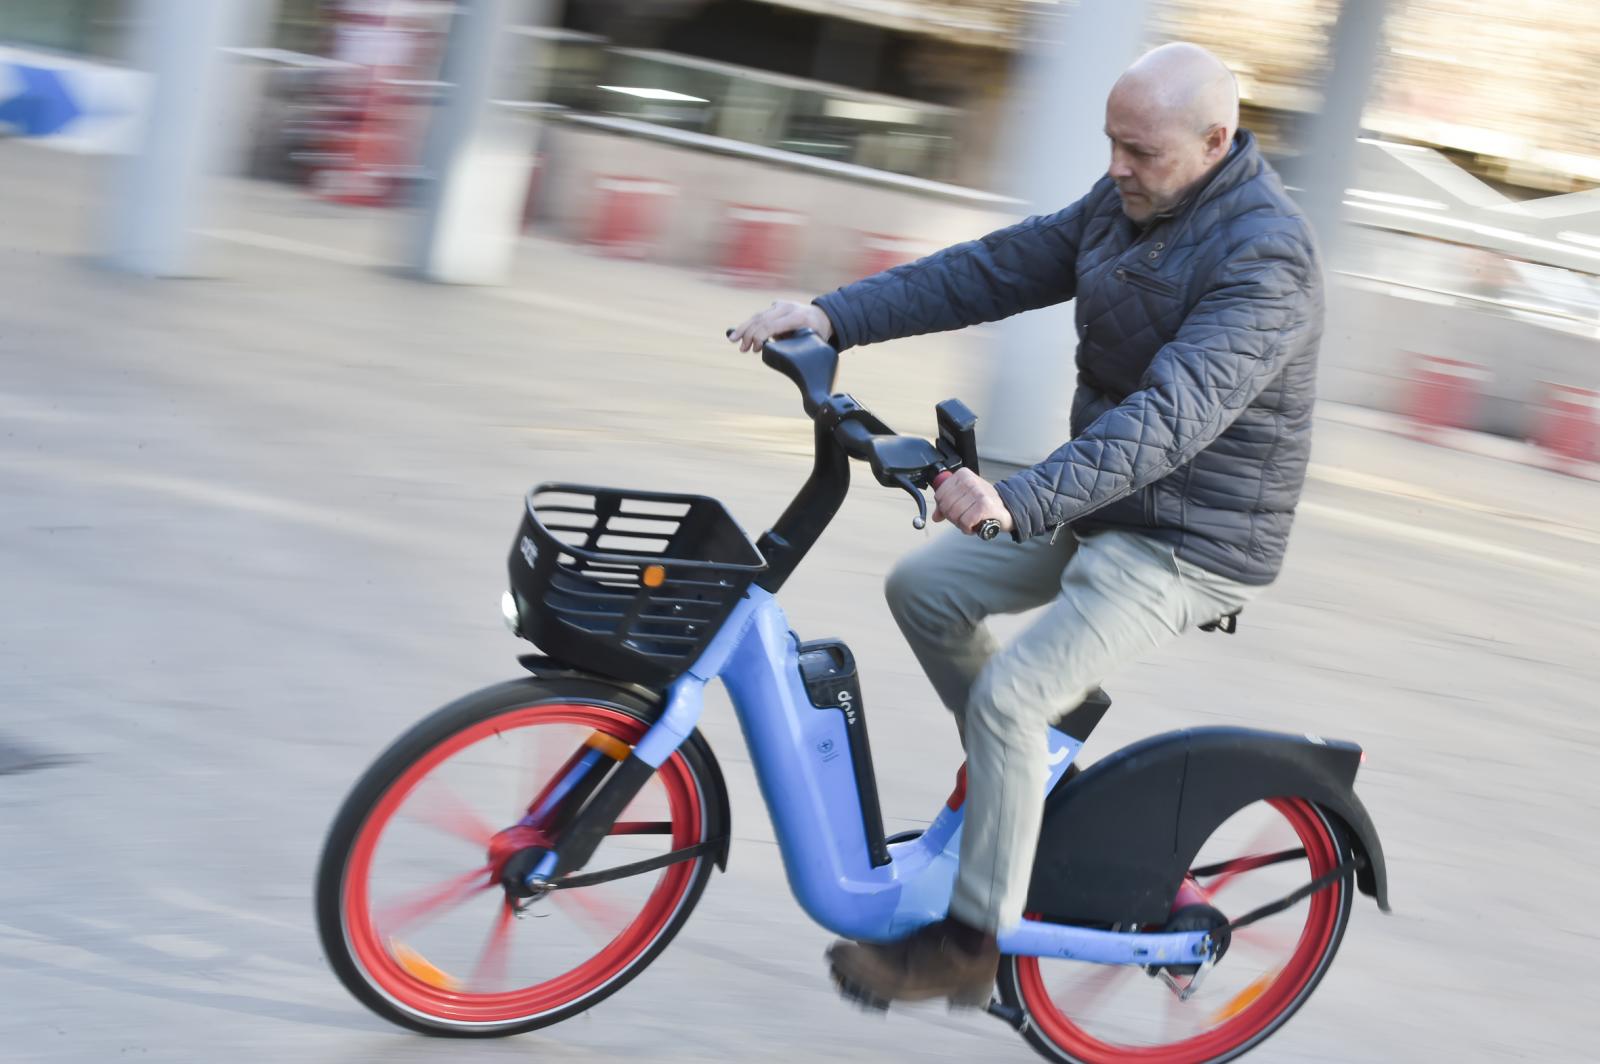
[587,175,676,259]
[1532,382,1600,467]
[718,204,804,286]
[857,232,930,278]
[315,75,408,207]
[1403,353,1489,440]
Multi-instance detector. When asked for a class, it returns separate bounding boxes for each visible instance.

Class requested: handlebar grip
[932,472,1004,541]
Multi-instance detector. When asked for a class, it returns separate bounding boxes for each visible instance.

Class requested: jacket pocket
[1116,267,1178,298]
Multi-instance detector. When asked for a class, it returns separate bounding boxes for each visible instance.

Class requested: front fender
[1026,727,1389,927]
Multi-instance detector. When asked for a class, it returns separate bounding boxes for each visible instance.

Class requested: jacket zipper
[1115,266,1177,297]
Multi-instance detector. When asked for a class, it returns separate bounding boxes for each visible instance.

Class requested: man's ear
[1205,124,1231,160]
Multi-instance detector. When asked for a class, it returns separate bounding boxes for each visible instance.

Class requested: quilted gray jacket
[813,130,1322,585]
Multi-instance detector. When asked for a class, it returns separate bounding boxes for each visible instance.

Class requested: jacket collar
[1187,129,1261,213]
[1139,129,1259,231]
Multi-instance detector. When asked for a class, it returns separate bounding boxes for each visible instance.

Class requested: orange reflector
[391,939,459,990]
[584,731,632,761]
[642,564,666,588]
[1209,970,1277,1024]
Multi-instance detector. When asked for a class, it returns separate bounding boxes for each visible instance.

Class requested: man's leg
[831,530,1257,1005]
[950,531,1258,933]
[884,528,1078,741]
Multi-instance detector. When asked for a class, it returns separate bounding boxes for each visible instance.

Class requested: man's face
[1104,92,1227,224]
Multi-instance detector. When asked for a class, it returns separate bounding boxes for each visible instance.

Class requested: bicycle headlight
[500,590,521,636]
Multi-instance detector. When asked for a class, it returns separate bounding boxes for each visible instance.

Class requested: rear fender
[1025,726,1389,927]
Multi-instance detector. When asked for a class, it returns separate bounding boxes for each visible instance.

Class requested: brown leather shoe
[826,918,1000,1009]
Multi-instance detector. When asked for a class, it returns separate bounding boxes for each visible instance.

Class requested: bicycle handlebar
[831,412,879,462]
[755,329,1002,539]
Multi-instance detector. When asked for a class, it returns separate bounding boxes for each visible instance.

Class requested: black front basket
[508,483,766,687]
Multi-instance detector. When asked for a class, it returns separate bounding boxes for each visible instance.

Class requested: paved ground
[2,143,1598,1063]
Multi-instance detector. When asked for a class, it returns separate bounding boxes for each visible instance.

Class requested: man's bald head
[1113,42,1239,138]
[1104,43,1240,223]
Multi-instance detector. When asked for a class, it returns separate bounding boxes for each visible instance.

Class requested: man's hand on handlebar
[727,301,834,353]
[932,468,1015,538]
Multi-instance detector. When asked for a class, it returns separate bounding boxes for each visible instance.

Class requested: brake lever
[891,474,931,530]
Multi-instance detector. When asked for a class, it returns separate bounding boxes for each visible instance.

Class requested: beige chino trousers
[885,526,1259,932]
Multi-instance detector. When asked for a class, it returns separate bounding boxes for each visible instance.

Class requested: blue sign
[0,64,83,136]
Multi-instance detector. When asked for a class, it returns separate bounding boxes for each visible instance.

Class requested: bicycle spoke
[1194,816,1279,883]
[522,746,590,825]
[1159,983,1188,1044]
[1204,849,1307,897]
[551,884,629,943]
[515,727,542,819]
[1229,921,1303,957]
[374,865,494,936]
[402,779,498,847]
[471,899,518,990]
[1051,961,1126,1017]
[1014,800,1348,1060]
[517,727,566,818]
[330,700,710,1030]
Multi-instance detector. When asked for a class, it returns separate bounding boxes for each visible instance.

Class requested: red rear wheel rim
[1016,798,1344,1063]
[340,703,703,1026]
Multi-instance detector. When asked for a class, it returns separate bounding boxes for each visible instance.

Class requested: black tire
[997,801,1354,1064]
[315,675,727,1037]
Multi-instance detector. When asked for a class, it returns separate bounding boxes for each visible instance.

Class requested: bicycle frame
[515,335,1212,967]
[533,586,1213,970]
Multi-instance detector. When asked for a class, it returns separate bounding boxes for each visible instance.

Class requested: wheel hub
[487,824,553,898]
[1149,902,1232,999]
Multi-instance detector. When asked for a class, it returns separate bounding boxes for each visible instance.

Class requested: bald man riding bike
[730,42,1324,1006]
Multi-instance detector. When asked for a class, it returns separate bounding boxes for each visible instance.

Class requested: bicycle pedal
[830,969,891,1014]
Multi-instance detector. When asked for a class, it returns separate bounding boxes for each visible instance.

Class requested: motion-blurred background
[2,2,1597,1062]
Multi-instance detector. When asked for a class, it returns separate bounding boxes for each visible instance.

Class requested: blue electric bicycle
[315,331,1390,1063]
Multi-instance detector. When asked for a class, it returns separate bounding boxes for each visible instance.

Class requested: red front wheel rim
[339,702,704,1027]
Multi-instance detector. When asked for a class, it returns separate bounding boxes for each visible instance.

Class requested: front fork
[496,737,659,897]
[496,676,707,897]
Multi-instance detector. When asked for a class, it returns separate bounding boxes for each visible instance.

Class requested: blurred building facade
[4,0,1598,442]
[8,0,1600,195]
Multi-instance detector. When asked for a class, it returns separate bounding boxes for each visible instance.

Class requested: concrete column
[1299,0,1390,264]
[410,0,548,284]
[982,0,1150,465]
[107,0,277,277]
